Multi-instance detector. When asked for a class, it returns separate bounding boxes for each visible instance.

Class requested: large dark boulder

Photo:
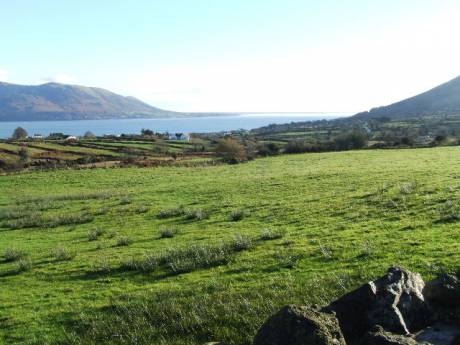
[424,273,460,307]
[253,305,346,345]
[324,267,431,342]
[360,326,418,345]
[415,323,460,345]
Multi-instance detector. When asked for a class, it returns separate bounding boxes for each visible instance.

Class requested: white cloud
[0,69,8,82]
[43,73,77,84]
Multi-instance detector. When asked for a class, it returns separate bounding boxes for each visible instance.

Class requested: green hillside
[355,75,460,119]
[1,147,460,344]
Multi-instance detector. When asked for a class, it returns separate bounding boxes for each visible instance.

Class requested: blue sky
[1,0,460,112]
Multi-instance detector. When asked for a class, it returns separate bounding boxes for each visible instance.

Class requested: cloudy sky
[1,0,460,112]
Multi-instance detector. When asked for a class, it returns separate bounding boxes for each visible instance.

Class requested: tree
[84,131,96,139]
[12,127,28,140]
[215,138,247,163]
[18,147,30,162]
[141,128,154,137]
[333,131,368,151]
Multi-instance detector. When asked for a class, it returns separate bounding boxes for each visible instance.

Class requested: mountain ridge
[353,75,460,120]
[0,82,180,121]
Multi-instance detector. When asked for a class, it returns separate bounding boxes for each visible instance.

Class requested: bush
[274,249,303,269]
[230,208,249,221]
[438,200,460,223]
[91,257,112,273]
[88,228,104,241]
[121,238,256,275]
[215,138,247,163]
[4,248,27,262]
[260,228,284,241]
[232,234,254,252]
[284,141,321,154]
[257,142,280,156]
[163,243,233,274]
[18,147,30,162]
[15,258,32,272]
[52,245,75,261]
[158,206,184,219]
[119,196,131,205]
[116,236,133,247]
[333,131,368,151]
[159,227,176,239]
[184,208,208,221]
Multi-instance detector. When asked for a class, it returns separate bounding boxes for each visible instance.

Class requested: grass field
[0,138,213,172]
[1,147,460,344]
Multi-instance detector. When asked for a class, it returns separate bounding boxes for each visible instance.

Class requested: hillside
[354,75,460,119]
[0,82,179,121]
[1,147,460,344]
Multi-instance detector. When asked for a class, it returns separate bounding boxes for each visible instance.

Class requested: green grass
[1,147,460,344]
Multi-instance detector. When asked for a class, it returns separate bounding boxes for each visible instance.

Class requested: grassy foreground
[1,147,460,344]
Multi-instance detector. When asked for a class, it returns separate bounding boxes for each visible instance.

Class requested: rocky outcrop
[253,305,346,345]
[324,267,431,341]
[360,326,418,345]
[424,273,460,307]
[254,267,460,345]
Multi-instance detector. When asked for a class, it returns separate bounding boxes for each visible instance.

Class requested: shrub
[333,131,368,151]
[232,234,254,252]
[230,209,249,221]
[139,254,160,272]
[163,243,233,274]
[4,248,27,262]
[215,138,247,163]
[438,200,460,223]
[15,258,32,272]
[119,196,131,205]
[184,208,208,221]
[399,181,417,195]
[159,227,176,239]
[88,228,104,241]
[359,240,373,259]
[257,142,280,156]
[18,147,30,162]
[120,239,256,276]
[47,212,94,228]
[284,140,321,154]
[260,228,284,241]
[116,236,133,247]
[158,206,184,219]
[274,250,303,269]
[318,243,334,260]
[91,257,112,273]
[52,245,75,261]
[134,205,149,214]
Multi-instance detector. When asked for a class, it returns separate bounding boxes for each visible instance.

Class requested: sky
[1,0,460,113]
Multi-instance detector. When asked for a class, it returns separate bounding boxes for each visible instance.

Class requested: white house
[65,136,79,141]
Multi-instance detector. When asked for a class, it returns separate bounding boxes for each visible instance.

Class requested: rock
[415,323,460,345]
[253,305,346,345]
[424,273,460,307]
[324,267,431,342]
[361,326,418,345]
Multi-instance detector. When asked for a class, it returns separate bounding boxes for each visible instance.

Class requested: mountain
[354,75,460,120]
[0,82,180,121]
